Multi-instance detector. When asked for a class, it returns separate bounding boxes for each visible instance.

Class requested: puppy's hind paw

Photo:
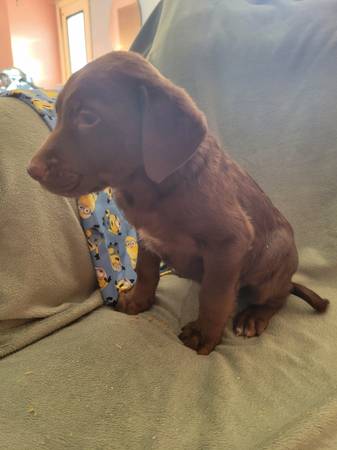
[233,305,279,337]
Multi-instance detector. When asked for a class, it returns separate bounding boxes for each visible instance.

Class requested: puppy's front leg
[116,242,160,315]
[179,244,245,355]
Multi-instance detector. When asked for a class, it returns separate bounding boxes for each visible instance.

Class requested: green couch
[1,1,337,448]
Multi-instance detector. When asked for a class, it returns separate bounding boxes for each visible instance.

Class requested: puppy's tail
[291,282,329,312]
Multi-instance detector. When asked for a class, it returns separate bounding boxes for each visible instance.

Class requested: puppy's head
[27,51,207,197]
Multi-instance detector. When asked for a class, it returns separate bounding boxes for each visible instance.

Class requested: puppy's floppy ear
[140,84,207,184]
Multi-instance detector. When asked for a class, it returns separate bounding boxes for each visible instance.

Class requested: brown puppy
[28,51,328,355]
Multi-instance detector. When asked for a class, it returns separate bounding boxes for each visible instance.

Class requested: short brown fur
[28,51,329,354]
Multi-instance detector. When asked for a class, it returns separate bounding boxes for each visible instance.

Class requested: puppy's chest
[115,189,201,266]
[137,218,198,258]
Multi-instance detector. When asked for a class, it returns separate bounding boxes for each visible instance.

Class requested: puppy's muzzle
[27,161,47,182]
[27,159,81,194]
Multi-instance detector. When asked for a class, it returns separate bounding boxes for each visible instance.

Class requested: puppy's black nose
[27,161,47,181]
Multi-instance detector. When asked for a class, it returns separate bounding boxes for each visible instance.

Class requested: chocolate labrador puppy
[28,51,328,354]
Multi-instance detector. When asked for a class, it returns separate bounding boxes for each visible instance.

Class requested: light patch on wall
[117,2,141,50]
[66,11,88,73]
[11,36,43,83]
[110,0,141,51]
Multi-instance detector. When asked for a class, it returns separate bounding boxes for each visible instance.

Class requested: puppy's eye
[77,110,100,127]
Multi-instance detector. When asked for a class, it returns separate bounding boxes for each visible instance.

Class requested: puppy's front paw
[178,321,222,355]
[115,289,155,315]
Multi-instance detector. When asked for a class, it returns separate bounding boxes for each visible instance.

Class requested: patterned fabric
[78,190,138,306]
[1,87,171,305]
[0,88,57,130]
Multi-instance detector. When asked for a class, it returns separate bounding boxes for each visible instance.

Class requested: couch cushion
[0,97,101,356]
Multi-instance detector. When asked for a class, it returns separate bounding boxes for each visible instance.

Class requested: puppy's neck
[113,167,159,211]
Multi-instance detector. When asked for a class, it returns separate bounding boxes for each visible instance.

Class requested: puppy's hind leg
[233,295,286,338]
[234,226,298,338]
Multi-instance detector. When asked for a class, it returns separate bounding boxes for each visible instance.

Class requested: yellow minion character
[104,187,113,203]
[105,210,121,235]
[12,89,32,96]
[125,236,138,269]
[32,98,54,112]
[85,229,103,260]
[115,278,134,293]
[78,193,97,219]
[41,89,58,99]
[96,267,111,289]
[108,244,124,272]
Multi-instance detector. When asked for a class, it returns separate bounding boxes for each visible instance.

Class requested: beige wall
[0,0,13,68]
[90,0,158,58]
[89,0,114,59]
[0,0,160,86]
[90,0,141,57]
[110,0,141,50]
[1,0,61,88]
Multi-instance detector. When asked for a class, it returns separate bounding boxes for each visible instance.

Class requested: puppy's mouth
[40,173,105,198]
[28,161,110,198]
[44,177,82,197]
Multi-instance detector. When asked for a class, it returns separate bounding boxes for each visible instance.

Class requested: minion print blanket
[78,191,138,305]
[0,88,57,129]
[1,88,139,305]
